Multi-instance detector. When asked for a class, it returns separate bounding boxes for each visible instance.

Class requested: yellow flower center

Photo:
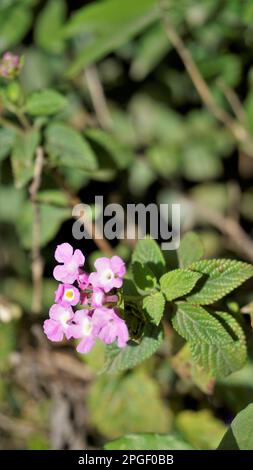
[64,289,74,300]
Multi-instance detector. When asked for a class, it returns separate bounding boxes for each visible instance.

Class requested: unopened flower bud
[0,52,23,80]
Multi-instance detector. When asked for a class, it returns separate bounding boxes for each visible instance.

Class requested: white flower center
[82,317,92,336]
[100,268,114,284]
[67,260,77,273]
[93,291,104,304]
[60,310,71,327]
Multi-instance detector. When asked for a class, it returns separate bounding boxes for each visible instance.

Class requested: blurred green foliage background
[0,0,253,450]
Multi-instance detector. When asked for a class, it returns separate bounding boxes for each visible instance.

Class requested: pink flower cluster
[0,52,22,79]
[43,243,129,353]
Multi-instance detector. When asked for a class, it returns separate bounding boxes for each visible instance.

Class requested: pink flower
[92,308,129,348]
[69,310,95,354]
[43,304,74,342]
[0,52,22,79]
[80,288,118,308]
[77,270,90,289]
[53,243,85,284]
[55,283,80,306]
[89,256,126,293]
[91,288,105,307]
[90,289,118,308]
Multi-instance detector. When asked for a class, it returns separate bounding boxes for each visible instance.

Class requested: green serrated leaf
[105,433,193,450]
[172,302,246,377]
[187,259,253,305]
[160,269,202,301]
[11,129,40,188]
[218,404,253,450]
[45,122,98,171]
[132,238,165,279]
[171,343,215,395]
[143,291,165,325]
[172,302,232,345]
[190,311,247,378]
[25,89,67,116]
[105,322,164,373]
[178,231,204,268]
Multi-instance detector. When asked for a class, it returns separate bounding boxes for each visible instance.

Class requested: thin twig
[217,78,247,124]
[159,0,253,155]
[51,167,113,255]
[84,65,112,129]
[29,146,44,314]
[16,110,31,130]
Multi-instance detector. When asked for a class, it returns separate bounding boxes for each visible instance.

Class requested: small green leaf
[88,370,171,439]
[218,404,253,450]
[131,262,157,293]
[85,128,133,170]
[34,0,66,54]
[64,0,158,76]
[132,238,165,279]
[45,122,98,171]
[25,89,67,116]
[178,231,204,268]
[130,23,170,81]
[187,259,253,305]
[160,269,202,301]
[143,291,165,325]
[17,202,70,248]
[105,433,193,450]
[0,4,32,53]
[0,128,15,161]
[11,130,40,188]
[36,190,69,207]
[0,186,25,222]
[176,410,226,450]
[182,144,223,181]
[105,322,164,373]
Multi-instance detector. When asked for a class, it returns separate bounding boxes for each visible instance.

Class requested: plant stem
[0,116,22,134]
[29,146,44,314]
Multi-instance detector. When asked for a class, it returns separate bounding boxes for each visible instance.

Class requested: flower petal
[111,256,126,276]
[53,265,68,282]
[76,336,95,354]
[72,249,85,266]
[43,319,64,342]
[94,257,110,272]
[54,243,73,263]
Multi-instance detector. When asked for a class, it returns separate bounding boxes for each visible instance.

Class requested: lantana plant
[44,233,253,383]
